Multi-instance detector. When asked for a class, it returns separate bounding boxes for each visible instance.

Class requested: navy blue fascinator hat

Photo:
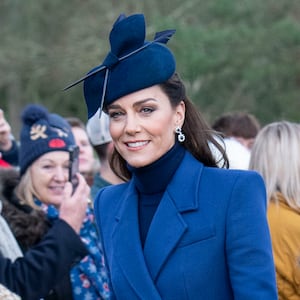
[64,13,176,118]
[19,104,76,176]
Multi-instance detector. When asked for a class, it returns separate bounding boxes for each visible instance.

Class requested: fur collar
[0,168,50,252]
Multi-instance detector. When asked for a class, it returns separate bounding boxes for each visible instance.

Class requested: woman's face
[71,127,95,174]
[30,151,69,207]
[107,85,185,168]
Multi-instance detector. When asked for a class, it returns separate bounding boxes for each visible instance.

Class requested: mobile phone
[68,145,79,193]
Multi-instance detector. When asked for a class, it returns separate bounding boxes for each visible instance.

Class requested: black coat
[0,219,87,300]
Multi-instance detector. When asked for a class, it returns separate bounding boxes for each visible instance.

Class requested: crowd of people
[0,12,298,300]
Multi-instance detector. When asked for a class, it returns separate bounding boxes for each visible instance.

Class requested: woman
[15,104,110,300]
[66,13,277,300]
[0,168,89,300]
[249,121,300,300]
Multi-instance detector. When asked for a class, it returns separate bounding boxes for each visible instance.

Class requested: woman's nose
[53,167,68,181]
[78,144,84,153]
[125,115,140,135]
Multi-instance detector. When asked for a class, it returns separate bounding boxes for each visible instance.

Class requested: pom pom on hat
[19,104,76,175]
[64,13,176,118]
[21,104,49,126]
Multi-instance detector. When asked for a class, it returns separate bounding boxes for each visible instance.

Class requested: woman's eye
[42,165,52,170]
[109,111,123,119]
[81,141,90,147]
[141,107,154,114]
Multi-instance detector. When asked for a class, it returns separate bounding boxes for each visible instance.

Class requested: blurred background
[1,0,300,136]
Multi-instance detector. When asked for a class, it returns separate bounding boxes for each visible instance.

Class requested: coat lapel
[144,152,203,280]
[112,182,162,299]
[112,152,204,296]
[143,194,187,281]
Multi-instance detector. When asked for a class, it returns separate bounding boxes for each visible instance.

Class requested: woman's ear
[175,101,186,127]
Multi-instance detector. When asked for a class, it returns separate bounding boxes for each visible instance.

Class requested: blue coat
[94,151,277,300]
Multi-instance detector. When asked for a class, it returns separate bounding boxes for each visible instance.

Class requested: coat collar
[112,152,204,296]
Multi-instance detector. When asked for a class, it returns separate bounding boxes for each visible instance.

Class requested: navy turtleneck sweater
[127,142,185,247]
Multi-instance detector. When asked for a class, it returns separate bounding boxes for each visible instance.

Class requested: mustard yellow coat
[268,193,300,300]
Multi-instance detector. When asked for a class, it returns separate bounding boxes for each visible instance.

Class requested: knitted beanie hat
[19,104,76,175]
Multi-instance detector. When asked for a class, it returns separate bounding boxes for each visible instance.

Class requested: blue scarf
[36,200,110,300]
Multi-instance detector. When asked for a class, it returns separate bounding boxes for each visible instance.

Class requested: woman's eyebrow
[108,98,157,110]
[132,98,157,108]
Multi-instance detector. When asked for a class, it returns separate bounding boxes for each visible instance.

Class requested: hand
[59,173,90,233]
[0,109,13,151]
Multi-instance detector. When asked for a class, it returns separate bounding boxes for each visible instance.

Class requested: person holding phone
[10,104,110,300]
[0,166,88,300]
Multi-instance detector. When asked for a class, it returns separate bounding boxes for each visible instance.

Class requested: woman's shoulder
[204,166,265,192]
[98,182,129,200]
[268,196,300,227]
[94,182,129,207]
[184,150,264,186]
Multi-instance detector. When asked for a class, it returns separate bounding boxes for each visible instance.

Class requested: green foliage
[1,0,300,136]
